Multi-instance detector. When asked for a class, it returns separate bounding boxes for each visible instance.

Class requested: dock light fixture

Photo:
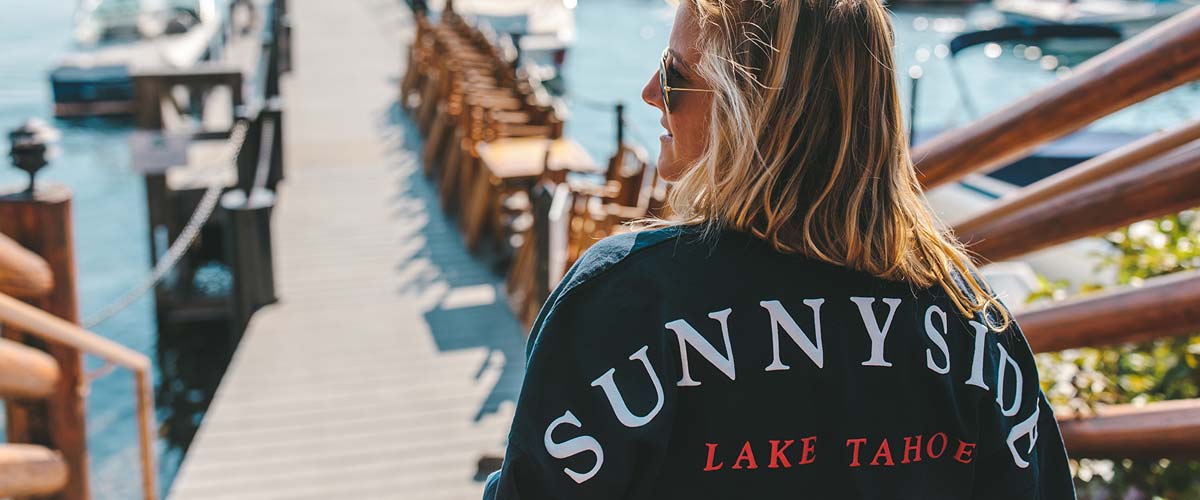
[7,119,60,196]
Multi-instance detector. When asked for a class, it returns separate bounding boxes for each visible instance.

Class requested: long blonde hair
[663,0,1010,329]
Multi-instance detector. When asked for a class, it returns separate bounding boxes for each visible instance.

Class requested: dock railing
[0,194,158,500]
[907,5,1200,457]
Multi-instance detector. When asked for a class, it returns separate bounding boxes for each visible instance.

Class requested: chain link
[82,121,252,329]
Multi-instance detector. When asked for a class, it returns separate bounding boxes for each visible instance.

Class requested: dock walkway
[169,1,526,498]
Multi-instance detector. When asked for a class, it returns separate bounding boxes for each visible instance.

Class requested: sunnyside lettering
[541,297,1040,484]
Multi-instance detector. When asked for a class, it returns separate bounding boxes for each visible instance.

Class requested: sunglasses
[660,48,713,112]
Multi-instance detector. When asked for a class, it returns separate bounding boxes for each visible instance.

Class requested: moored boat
[50,0,225,118]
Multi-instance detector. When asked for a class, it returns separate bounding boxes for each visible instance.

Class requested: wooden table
[463,137,599,252]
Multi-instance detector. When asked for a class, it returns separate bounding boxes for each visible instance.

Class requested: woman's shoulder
[553,225,691,299]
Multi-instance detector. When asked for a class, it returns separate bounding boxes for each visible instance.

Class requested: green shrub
[1029,210,1200,499]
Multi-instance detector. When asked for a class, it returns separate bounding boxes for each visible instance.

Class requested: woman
[484,0,1075,498]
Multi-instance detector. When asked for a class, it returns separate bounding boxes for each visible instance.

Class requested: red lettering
[768,440,794,469]
[845,438,868,467]
[926,432,948,459]
[902,435,922,464]
[954,440,977,464]
[732,441,759,470]
[703,443,724,471]
[870,438,896,467]
[798,436,817,465]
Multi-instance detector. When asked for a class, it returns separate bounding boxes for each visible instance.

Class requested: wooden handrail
[0,292,158,500]
[956,120,1200,234]
[0,444,69,497]
[0,337,60,399]
[0,232,53,299]
[956,140,1200,262]
[1020,270,1200,353]
[912,5,1200,188]
[1058,399,1200,458]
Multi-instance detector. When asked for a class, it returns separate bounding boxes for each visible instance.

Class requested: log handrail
[0,232,53,299]
[956,140,1200,262]
[0,337,60,399]
[912,5,1200,188]
[956,119,1200,234]
[1057,399,1200,458]
[1019,270,1200,353]
[0,444,69,498]
[0,292,158,500]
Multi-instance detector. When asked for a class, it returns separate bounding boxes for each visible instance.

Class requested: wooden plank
[0,337,60,400]
[1058,399,1200,458]
[0,444,69,498]
[912,5,1200,188]
[1020,270,1200,353]
[0,185,88,500]
[0,232,53,299]
[956,140,1200,262]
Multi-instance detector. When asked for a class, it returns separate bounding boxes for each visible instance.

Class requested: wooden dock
[168,1,526,498]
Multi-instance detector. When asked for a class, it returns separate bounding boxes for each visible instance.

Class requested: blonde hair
[662,0,1010,329]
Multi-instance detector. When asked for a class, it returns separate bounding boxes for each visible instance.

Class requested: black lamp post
[8,119,59,196]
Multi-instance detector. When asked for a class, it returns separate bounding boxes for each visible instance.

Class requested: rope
[81,120,252,329]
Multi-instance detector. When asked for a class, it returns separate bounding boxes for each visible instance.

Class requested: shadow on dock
[381,100,526,423]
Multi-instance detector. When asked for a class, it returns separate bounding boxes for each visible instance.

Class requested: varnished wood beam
[0,338,60,400]
[956,120,1200,235]
[1020,270,1200,353]
[0,444,68,498]
[955,140,1200,262]
[1058,399,1200,458]
[0,232,53,299]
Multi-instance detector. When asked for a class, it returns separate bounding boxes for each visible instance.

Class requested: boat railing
[910,5,1200,455]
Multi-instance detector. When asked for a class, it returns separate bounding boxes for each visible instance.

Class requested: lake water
[0,0,1197,498]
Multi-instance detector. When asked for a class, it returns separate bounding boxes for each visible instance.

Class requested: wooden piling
[0,185,89,500]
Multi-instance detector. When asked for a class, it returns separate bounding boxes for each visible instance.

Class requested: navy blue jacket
[484,226,1076,499]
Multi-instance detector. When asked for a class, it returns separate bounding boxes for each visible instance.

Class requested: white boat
[50,0,224,117]
[994,0,1194,35]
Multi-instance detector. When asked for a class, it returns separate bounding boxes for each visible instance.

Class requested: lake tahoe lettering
[543,297,1040,484]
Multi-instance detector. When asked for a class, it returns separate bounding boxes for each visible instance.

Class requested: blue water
[561,1,1200,164]
[0,0,179,498]
[1,1,1197,498]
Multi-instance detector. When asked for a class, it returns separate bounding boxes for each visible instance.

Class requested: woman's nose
[642,71,665,112]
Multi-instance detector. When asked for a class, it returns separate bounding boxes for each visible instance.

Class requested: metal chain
[82,121,252,329]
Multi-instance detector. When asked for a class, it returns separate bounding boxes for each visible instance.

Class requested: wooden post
[0,185,89,500]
